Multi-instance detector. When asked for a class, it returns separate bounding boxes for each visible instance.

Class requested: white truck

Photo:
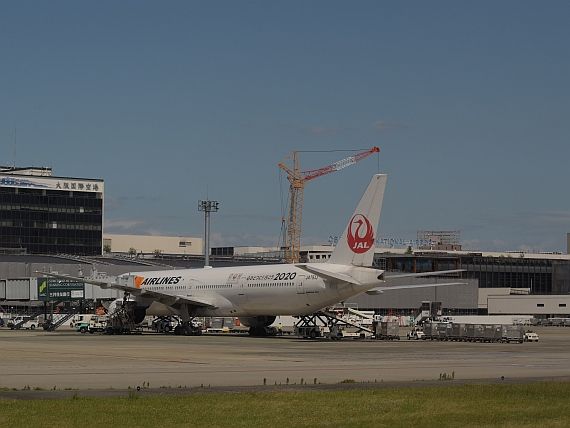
[75,315,107,334]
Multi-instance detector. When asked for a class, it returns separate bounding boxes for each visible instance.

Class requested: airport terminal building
[0,167,104,256]
[302,245,570,316]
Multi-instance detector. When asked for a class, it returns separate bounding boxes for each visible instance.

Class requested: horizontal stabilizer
[366,282,467,295]
[297,265,361,285]
[384,269,465,280]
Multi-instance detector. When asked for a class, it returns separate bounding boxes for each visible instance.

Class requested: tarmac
[0,326,569,392]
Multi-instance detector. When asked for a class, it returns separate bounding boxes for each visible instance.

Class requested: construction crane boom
[278,146,380,263]
[302,147,380,181]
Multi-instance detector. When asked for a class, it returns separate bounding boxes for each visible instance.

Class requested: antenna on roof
[12,127,17,169]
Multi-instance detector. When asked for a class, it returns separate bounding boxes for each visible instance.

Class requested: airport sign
[37,278,85,301]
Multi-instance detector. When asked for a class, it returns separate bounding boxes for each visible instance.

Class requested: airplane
[40,174,464,336]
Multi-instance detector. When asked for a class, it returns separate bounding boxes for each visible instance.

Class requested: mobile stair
[43,312,77,331]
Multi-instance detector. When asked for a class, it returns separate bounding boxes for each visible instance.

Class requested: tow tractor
[75,315,107,334]
[407,327,425,340]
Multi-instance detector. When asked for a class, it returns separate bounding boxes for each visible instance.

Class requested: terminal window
[0,186,102,255]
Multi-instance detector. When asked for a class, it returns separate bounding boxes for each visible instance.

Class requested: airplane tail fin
[327,174,387,267]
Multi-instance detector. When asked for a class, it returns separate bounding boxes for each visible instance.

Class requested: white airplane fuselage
[125,263,384,318]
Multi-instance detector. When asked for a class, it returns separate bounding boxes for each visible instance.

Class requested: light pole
[198,200,219,267]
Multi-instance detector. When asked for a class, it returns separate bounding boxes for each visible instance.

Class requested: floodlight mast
[198,200,219,267]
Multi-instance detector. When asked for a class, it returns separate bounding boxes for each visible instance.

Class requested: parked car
[524,332,539,342]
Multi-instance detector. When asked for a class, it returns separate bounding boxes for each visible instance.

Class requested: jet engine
[238,316,276,336]
[132,306,148,324]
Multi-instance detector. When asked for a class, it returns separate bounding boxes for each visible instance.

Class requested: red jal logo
[347,214,374,254]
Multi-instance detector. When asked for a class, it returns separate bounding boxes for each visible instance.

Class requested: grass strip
[1,382,569,427]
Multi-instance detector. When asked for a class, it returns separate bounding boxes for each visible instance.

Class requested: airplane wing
[366,282,467,295]
[298,265,464,286]
[36,271,217,309]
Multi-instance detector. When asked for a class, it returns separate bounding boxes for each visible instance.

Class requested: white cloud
[105,219,146,231]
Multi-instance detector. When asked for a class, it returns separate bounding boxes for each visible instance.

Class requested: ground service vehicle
[76,316,107,333]
[9,316,38,330]
[407,328,425,340]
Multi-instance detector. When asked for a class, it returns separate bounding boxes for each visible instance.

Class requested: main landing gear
[173,320,203,336]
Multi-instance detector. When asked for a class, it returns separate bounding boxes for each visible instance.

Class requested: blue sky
[1,1,569,252]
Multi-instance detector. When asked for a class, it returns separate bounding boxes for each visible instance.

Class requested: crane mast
[278,146,380,264]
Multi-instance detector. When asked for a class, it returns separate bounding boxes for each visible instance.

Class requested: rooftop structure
[417,230,462,251]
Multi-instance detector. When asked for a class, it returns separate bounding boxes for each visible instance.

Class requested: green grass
[1,382,570,427]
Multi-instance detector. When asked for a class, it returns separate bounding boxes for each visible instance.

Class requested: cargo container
[409,322,526,343]
[435,322,452,340]
[482,324,503,342]
[502,325,524,343]
[450,323,466,341]
[374,321,400,340]
[422,322,438,340]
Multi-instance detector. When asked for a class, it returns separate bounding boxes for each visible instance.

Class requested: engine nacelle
[238,316,276,329]
[133,306,147,324]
